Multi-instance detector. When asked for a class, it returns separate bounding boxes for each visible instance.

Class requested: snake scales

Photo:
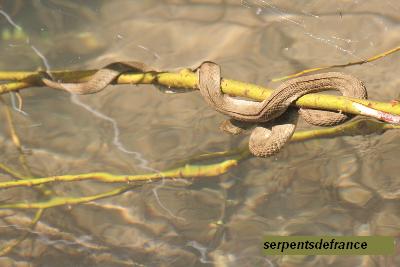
[42,61,151,94]
[197,61,367,157]
[41,61,368,157]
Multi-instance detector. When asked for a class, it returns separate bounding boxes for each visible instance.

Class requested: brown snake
[197,61,368,157]
[42,60,368,158]
[42,61,151,94]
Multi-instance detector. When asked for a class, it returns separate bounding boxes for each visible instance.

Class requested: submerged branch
[0,117,398,195]
[0,159,240,191]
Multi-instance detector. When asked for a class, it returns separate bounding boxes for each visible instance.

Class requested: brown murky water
[0,1,399,266]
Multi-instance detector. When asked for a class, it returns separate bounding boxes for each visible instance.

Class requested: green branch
[0,159,239,190]
[1,67,399,117]
[0,117,398,195]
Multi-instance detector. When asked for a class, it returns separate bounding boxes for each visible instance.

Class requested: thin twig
[272,45,400,82]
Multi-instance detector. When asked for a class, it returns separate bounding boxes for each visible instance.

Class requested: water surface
[0,1,399,266]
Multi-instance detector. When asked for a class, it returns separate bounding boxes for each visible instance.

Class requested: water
[0,1,399,266]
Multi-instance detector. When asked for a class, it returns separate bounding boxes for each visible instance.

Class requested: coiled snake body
[197,61,367,157]
[41,60,368,158]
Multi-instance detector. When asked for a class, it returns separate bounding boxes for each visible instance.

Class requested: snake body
[42,60,368,158]
[42,61,150,94]
[197,61,367,157]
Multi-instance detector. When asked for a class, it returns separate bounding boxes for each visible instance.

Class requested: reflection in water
[0,0,400,266]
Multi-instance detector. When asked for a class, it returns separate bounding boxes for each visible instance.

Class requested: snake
[197,61,368,157]
[41,60,368,158]
[41,61,151,94]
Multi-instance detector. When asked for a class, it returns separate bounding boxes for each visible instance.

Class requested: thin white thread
[0,9,52,115]
[0,10,21,29]
[30,44,54,79]
[241,1,366,61]
[10,92,29,116]
[1,7,180,221]
[70,94,184,221]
